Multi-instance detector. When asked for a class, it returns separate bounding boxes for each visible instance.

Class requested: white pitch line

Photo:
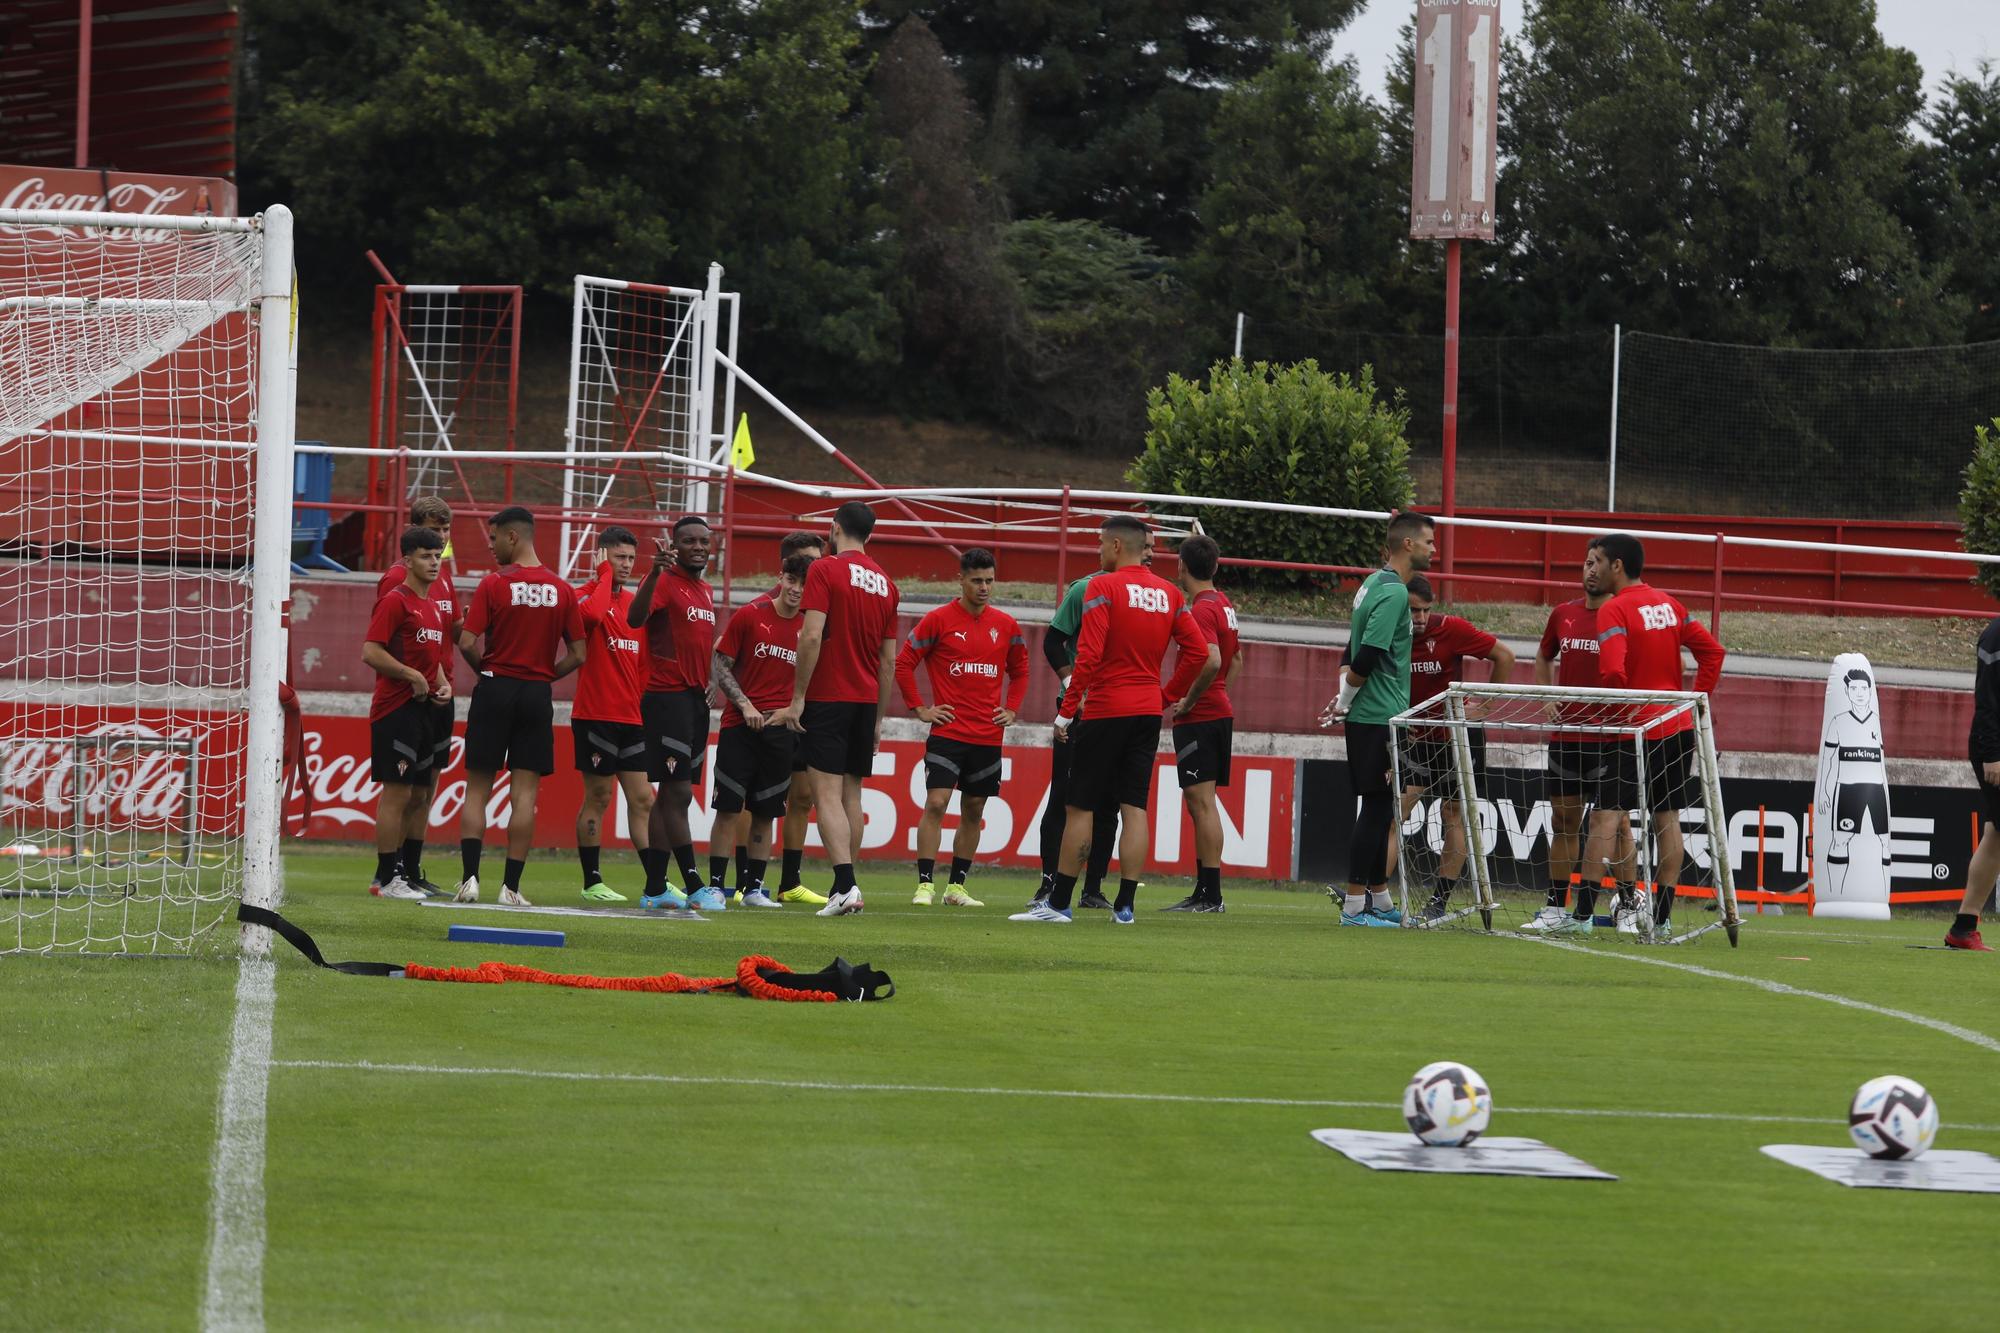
[269,1059,2000,1133]
[200,956,275,1333]
[1516,934,2000,1055]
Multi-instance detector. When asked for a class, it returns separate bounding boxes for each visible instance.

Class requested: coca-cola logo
[0,722,195,829]
[1,173,221,241]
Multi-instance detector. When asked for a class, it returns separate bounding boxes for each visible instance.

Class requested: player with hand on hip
[1320,511,1433,926]
[1558,533,1725,941]
[897,548,1029,908]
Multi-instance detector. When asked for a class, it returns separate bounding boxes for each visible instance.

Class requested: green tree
[1501,0,1961,348]
[1185,42,1406,356]
[241,0,896,381]
[862,0,1362,253]
[1129,360,1412,586]
[1911,64,2000,345]
[1960,418,2000,597]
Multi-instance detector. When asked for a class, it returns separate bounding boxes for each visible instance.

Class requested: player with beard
[1320,512,1434,926]
[629,516,719,910]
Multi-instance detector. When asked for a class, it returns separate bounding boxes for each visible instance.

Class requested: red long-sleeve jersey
[572,565,644,725]
[1595,582,1726,737]
[895,601,1030,745]
[1059,566,1211,722]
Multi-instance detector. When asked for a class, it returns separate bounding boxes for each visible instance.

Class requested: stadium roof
[0,0,238,179]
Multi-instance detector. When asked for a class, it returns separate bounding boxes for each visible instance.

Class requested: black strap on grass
[236,902,404,977]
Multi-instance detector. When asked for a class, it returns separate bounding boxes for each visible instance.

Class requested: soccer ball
[1403,1061,1492,1147]
[1847,1075,1938,1160]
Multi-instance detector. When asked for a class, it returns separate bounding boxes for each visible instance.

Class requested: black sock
[1116,878,1140,910]
[503,857,525,892]
[1199,865,1221,902]
[579,844,602,884]
[736,846,750,886]
[673,843,702,891]
[747,859,767,893]
[832,863,856,894]
[1049,871,1078,912]
[1954,912,1980,935]
[917,857,936,884]
[1435,876,1457,904]
[1655,885,1677,923]
[400,838,425,881]
[781,849,803,891]
[460,837,481,883]
[708,854,730,892]
[1546,883,1569,909]
[1036,872,1053,901]
[950,856,971,885]
[1614,880,1636,911]
[1573,885,1597,918]
[375,850,399,884]
[640,847,666,895]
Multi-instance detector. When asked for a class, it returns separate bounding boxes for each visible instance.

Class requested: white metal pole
[691,262,723,520]
[242,204,296,949]
[560,278,588,577]
[1607,323,1621,512]
[1234,312,1245,360]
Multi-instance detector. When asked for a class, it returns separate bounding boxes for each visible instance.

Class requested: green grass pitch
[5,850,1998,1329]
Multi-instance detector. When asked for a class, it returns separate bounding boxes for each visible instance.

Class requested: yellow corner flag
[730,413,755,470]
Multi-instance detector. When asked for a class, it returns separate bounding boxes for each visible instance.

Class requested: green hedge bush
[1960,418,2000,599]
[1128,359,1413,586]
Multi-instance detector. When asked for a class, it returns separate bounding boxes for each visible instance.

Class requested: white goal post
[1389,682,1741,946]
[0,205,294,956]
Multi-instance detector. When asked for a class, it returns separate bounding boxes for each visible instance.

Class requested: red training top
[895,601,1030,745]
[463,565,583,683]
[1595,582,1727,737]
[1409,613,1499,707]
[1172,589,1240,724]
[1538,598,1607,729]
[572,565,644,725]
[642,564,717,694]
[743,582,784,612]
[377,561,460,631]
[714,601,802,728]
[365,585,448,723]
[800,550,901,704]
[1060,565,1211,722]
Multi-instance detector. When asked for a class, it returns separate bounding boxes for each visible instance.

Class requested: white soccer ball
[1403,1061,1492,1147]
[1847,1075,1939,1160]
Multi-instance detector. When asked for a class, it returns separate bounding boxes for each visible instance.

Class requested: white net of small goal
[0,210,276,955]
[1388,683,1741,946]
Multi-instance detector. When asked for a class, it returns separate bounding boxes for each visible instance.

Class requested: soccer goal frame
[1389,682,1741,946]
[0,204,294,955]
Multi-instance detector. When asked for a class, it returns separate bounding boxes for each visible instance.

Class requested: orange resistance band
[401,954,841,1003]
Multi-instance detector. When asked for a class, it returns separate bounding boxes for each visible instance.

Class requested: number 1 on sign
[1423,12,1452,201]
[1467,13,1493,204]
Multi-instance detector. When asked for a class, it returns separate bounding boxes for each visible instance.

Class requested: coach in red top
[454,507,586,907]
[769,500,901,917]
[629,516,719,909]
[1013,515,1217,924]
[1561,533,1726,941]
[895,547,1030,909]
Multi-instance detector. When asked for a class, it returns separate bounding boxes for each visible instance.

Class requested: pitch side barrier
[683,462,2000,630]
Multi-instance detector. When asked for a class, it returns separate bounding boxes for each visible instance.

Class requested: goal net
[1389,683,1740,946]
[0,206,294,955]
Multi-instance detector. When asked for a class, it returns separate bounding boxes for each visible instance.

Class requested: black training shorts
[463,675,555,776]
[370,698,438,785]
[1172,718,1234,789]
[1346,721,1393,797]
[1067,714,1160,811]
[572,718,648,776]
[1546,738,1611,800]
[1597,729,1696,814]
[643,688,710,785]
[1402,729,1487,797]
[713,724,798,816]
[924,736,1003,798]
[802,700,877,779]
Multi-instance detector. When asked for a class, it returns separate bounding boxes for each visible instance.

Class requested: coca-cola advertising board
[1,703,1297,881]
[0,165,237,237]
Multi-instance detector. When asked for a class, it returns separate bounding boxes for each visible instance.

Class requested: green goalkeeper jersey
[1346,568,1412,726]
[1049,576,1091,708]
